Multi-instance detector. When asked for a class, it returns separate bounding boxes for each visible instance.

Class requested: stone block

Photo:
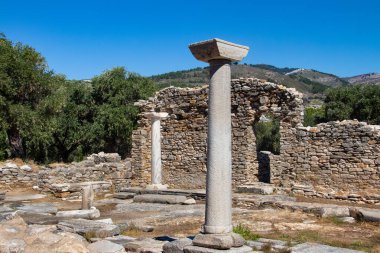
[184,245,253,253]
[163,238,193,253]
[291,242,364,253]
[87,240,126,253]
[133,194,187,204]
[58,219,120,238]
[56,207,100,219]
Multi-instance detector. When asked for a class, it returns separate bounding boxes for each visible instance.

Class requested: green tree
[89,67,156,158]
[0,33,59,158]
[304,106,325,126]
[254,117,280,155]
[324,85,380,124]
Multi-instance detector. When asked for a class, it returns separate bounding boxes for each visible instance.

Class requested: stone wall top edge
[298,119,380,134]
[134,77,303,109]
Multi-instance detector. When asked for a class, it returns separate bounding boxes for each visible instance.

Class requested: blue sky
[1,0,379,79]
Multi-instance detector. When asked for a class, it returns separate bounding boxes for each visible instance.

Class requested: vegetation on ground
[233,223,260,241]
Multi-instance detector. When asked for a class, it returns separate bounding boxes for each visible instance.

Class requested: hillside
[150,64,379,99]
[345,73,380,85]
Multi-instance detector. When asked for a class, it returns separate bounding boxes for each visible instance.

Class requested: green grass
[233,224,260,241]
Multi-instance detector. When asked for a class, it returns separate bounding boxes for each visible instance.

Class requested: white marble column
[145,112,169,190]
[189,38,249,245]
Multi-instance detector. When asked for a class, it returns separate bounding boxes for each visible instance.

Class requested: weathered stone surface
[184,245,253,253]
[189,38,249,63]
[133,194,187,204]
[183,198,196,205]
[82,185,94,210]
[131,78,304,191]
[16,203,58,214]
[124,238,165,252]
[290,242,365,253]
[231,233,245,247]
[56,207,100,219]
[87,240,126,253]
[57,219,120,238]
[114,192,136,199]
[192,234,233,250]
[163,238,193,253]
[237,184,274,195]
[0,214,89,253]
[355,208,380,222]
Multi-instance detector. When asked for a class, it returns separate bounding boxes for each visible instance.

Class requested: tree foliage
[324,85,380,124]
[0,34,156,162]
[254,117,280,155]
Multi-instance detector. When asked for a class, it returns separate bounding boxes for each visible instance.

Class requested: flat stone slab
[290,242,365,253]
[4,193,47,202]
[87,240,126,253]
[113,192,136,199]
[125,238,165,252]
[121,187,206,200]
[16,203,58,214]
[133,194,187,204]
[274,201,350,217]
[184,245,253,253]
[237,184,274,195]
[57,219,120,238]
[56,207,100,219]
[91,235,137,247]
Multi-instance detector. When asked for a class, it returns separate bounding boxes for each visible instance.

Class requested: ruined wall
[267,120,380,197]
[0,152,132,195]
[131,78,304,189]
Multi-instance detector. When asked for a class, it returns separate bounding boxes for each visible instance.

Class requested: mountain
[150,64,378,98]
[344,73,380,85]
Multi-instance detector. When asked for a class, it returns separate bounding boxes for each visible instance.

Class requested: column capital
[189,38,249,63]
[144,112,169,120]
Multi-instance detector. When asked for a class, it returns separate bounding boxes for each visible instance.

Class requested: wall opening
[254,114,280,183]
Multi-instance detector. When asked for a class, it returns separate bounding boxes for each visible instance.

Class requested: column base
[202,224,233,234]
[184,245,253,253]
[192,233,245,250]
[146,184,168,190]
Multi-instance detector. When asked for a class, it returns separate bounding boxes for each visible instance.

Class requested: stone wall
[0,152,131,197]
[131,78,304,189]
[266,120,380,196]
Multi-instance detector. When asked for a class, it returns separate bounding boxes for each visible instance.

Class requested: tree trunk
[7,126,25,158]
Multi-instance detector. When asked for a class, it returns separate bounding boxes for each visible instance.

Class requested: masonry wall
[0,152,131,195]
[131,78,304,189]
[268,120,380,195]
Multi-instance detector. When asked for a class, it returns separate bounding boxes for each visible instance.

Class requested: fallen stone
[312,206,350,218]
[163,238,193,253]
[16,203,58,214]
[20,165,32,171]
[192,234,233,250]
[356,208,380,222]
[58,219,120,238]
[87,240,126,253]
[339,217,356,223]
[114,192,136,199]
[182,198,196,205]
[291,242,365,253]
[56,207,100,219]
[125,238,165,252]
[184,245,253,253]
[100,235,137,247]
[247,238,288,251]
[133,194,187,204]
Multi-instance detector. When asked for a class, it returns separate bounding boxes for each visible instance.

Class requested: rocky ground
[0,188,380,252]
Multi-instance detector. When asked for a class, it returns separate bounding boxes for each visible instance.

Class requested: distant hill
[150,64,379,98]
[344,73,380,85]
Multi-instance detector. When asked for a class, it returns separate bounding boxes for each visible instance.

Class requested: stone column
[145,112,169,190]
[82,185,94,210]
[188,39,250,251]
